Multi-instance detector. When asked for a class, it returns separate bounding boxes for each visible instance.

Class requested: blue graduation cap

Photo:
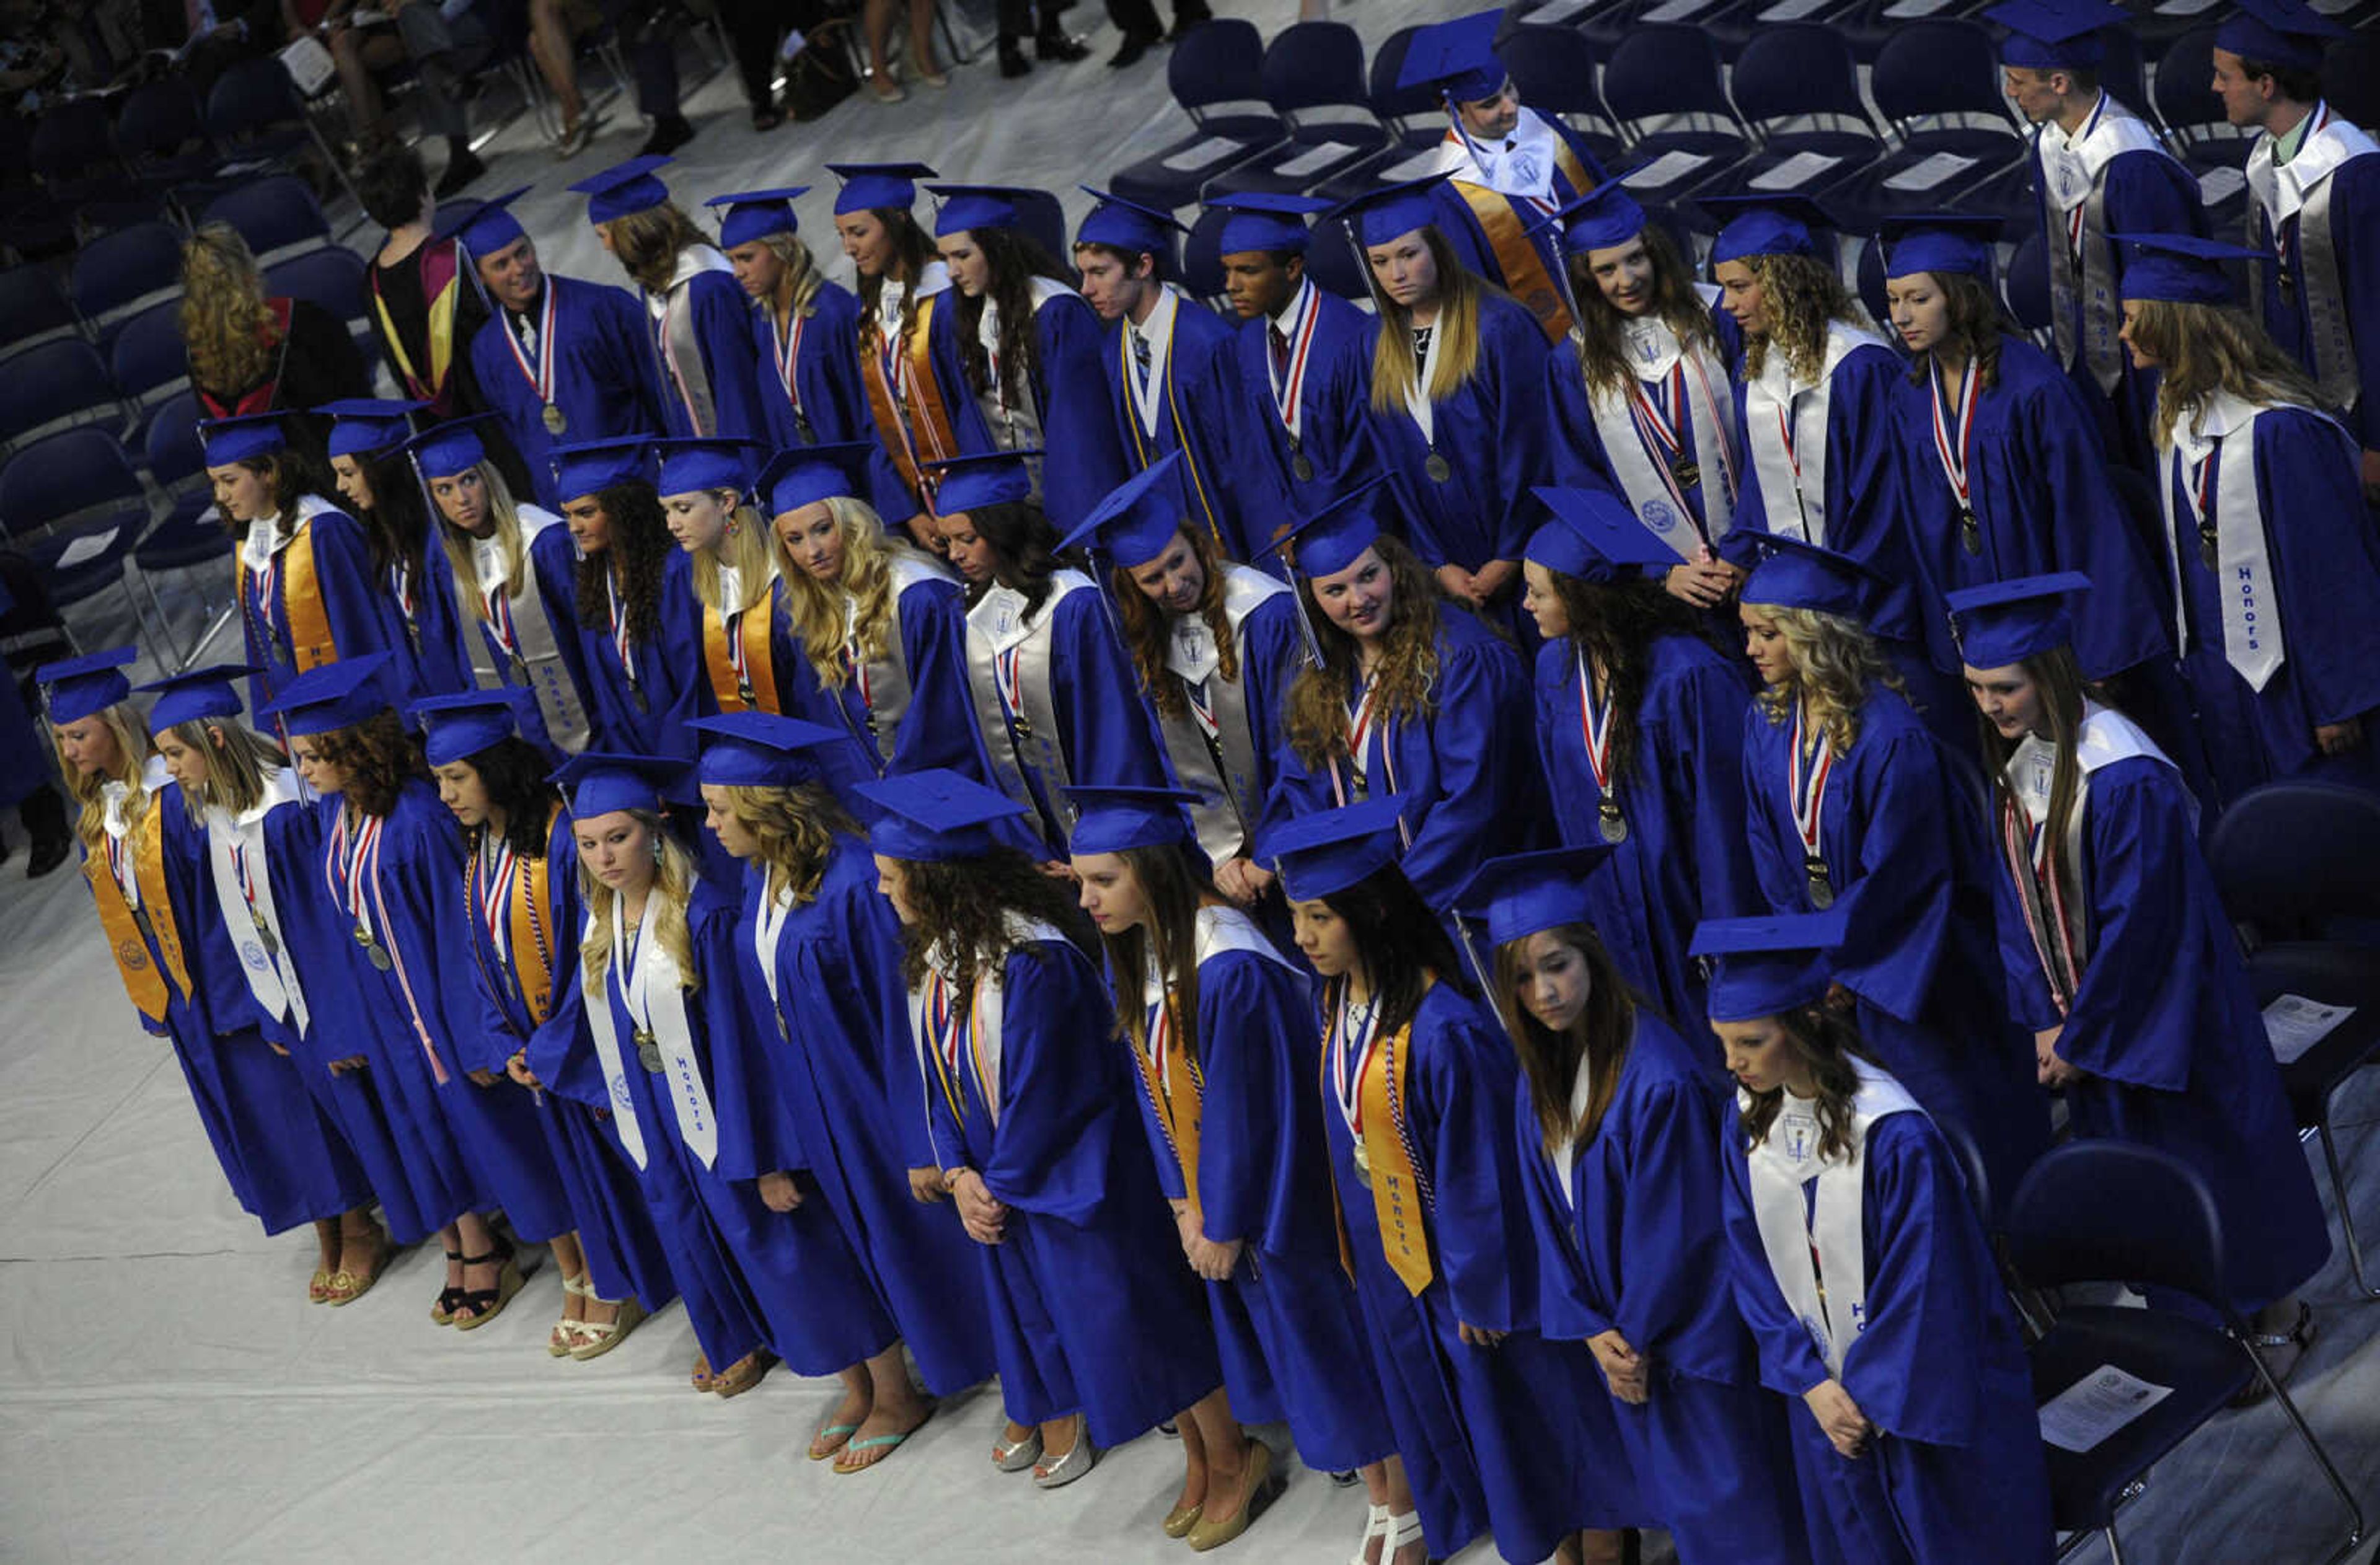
[1062,783,1202,856]
[926,450,1038,514]
[400,413,501,481]
[1396,8,1508,102]
[550,436,656,505]
[1450,845,1613,950]
[255,651,395,737]
[1264,796,1410,902]
[1984,0,2127,70]
[1703,193,1831,266]
[2217,0,2346,71]
[1528,486,1690,581]
[654,436,762,498]
[689,712,847,788]
[200,411,290,467]
[1267,476,1391,580]
[1076,185,1186,257]
[1945,571,2091,668]
[702,186,809,249]
[925,183,1036,238]
[856,767,1031,862]
[136,663,255,730]
[1690,909,1848,1023]
[1056,454,1188,570]
[828,162,939,216]
[1879,213,2005,281]
[571,154,674,225]
[1329,174,1452,249]
[1207,192,1329,257]
[756,441,876,516]
[550,751,683,819]
[1540,178,1647,255]
[1739,532,1890,620]
[2112,232,2257,304]
[37,646,139,725]
[432,185,532,253]
[319,399,428,459]
[410,689,529,766]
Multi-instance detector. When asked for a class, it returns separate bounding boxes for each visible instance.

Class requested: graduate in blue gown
[570,156,775,447]
[702,187,922,526]
[922,184,1129,538]
[1458,850,1808,1565]
[1952,575,2330,1331]
[1734,537,2049,1202]
[1266,481,1545,917]
[1069,784,1399,1554]
[555,751,901,1395]
[697,713,997,1470]
[413,692,674,1359]
[319,398,480,704]
[550,438,707,767]
[203,413,402,720]
[1696,912,2056,1565]
[1206,193,1381,526]
[864,770,1225,1492]
[444,190,674,513]
[1271,801,1646,1565]
[1525,490,1758,1034]
[1333,175,1553,648]
[2116,232,2380,801]
[928,450,1172,856]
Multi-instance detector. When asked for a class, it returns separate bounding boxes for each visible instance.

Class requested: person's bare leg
[549,1230,587,1329]
[837,1344,933,1470]
[1383,1455,1426,1565]
[907,0,945,80]
[1576,1528,1628,1565]
[328,27,384,139]
[312,1217,342,1277]
[812,1363,873,1458]
[1181,1387,1251,1522]
[864,0,896,80]
[527,0,585,125]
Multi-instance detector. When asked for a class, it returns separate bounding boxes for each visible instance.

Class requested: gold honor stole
[1116,327,1227,552]
[239,522,338,673]
[370,239,462,405]
[1455,143,1594,345]
[470,806,563,1025]
[1135,989,1206,1199]
[702,599,782,713]
[860,295,963,507]
[1324,1017,1434,1295]
[86,825,192,1025]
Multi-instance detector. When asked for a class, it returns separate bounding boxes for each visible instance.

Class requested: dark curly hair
[311,708,426,820]
[458,735,561,858]
[950,227,1070,417]
[955,498,1071,617]
[1111,524,1240,721]
[573,481,673,643]
[1314,860,1470,1041]
[1546,569,1713,785]
[353,445,433,588]
[892,844,1097,990]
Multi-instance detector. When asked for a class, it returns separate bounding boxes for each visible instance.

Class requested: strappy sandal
[567,1294,646,1362]
[309,1264,334,1305]
[1382,1510,1426,1564]
[324,1227,392,1308]
[1347,1503,1391,1565]
[2231,1300,2316,1406]
[711,1348,777,1398]
[449,1239,524,1331]
[429,1248,467,1325]
[550,1272,594,1357]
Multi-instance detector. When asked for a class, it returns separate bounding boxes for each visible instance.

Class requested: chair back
[1366,26,1441,125]
[1603,24,1743,149]
[205,58,306,143]
[110,299,192,407]
[1180,206,1232,301]
[203,175,332,261]
[1169,17,1270,114]
[1854,232,1888,332]
[2004,225,2051,330]
[0,426,146,539]
[0,339,121,449]
[146,390,208,492]
[1872,19,2016,125]
[114,77,209,164]
[1731,22,1873,128]
[70,220,187,325]
[2004,1141,2228,1307]
[1260,22,1370,115]
[265,247,369,327]
[0,263,80,356]
[1307,212,1370,302]
[1933,1108,1998,1230]
[2207,780,2380,941]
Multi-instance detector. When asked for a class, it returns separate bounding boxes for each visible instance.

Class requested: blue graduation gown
[818,568,999,791]
[1518,1015,1808,1565]
[1372,291,1553,647]
[1534,633,1757,1034]
[688,576,882,817]
[751,280,920,522]
[1101,291,1265,564]
[1740,690,2048,1199]
[2252,151,2380,453]
[1425,118,1606,321]
[1543,305,1746,546]
[1993,753,2329,1311]
[652,267,773,445]
[467,519,602,759]
[1325,982,1645,1563]
[469,276,672,512]
[1269,605,1544,915]
[237,502,398,718]
[933,285,1130,537]
[1722,1105,2055,1565]
[1229,284,1380,529]
[579,547,705,766]
[2166,407,2380,802]
[381,539,480,704]
[1892,338,2171,682]
[923,935,1222,1446]
[734,841,997,1396]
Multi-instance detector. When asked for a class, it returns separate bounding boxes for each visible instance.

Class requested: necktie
[1269,324,1289,380]
[1133,332,1152,376]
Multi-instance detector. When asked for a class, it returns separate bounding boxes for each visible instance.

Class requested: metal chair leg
[2238,1336,2369,1565]
[2315,1115,2380,1298]
[2102,1522,2124,1565]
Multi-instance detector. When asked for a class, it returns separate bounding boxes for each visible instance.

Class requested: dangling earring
[652,835,664,867]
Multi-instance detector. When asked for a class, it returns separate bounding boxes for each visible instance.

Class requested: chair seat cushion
[2030,1306,2253,1532]
[25,512,143,604]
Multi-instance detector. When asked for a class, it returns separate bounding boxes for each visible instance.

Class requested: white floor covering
[7,5,2380,1559]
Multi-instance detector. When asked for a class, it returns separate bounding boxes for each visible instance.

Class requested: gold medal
[1424,451,1452,483]
[542,402,567,436]
[1804,855,1835,910]
[1670,458,1701,492]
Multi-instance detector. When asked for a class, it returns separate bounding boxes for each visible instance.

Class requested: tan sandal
[309,1264,335,1305]
[568,1294,647,1362]
[712,1348,777,1398]
[449,1242,524,1331]
[550,1272,594,1357]
[325,1228,393,1308]
[690,1354,715,1393]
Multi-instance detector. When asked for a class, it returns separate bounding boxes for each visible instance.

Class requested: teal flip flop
[807,1423,861,1461]
[834,1413,933,1475]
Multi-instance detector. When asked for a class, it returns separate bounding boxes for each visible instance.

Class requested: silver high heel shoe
[1032,1415,1098,1489]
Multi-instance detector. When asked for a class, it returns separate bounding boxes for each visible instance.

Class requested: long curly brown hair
[1492,921,1640,1154]
[716,781,859,905]
[1091,842,1220,1066]
[956,498,1069,617]
[1565,224,1722,400]
[457,736,560,858]
[1111,525,1240,721]
[1739,252,1861,384]
[1548,570,1711,785]
[311,710,425,820]
[573,482,674,643]
[599,203,711,294]
[2123,298,2323,447]
[180,224,280,398]
[1900,270,2011,394]
[1735,1003,1876,1162]
[950,228,1069,417]
[891,844,1096,990]
[1284,534,1447,769]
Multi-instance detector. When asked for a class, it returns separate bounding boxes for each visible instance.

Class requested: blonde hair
[577,810,702,993]
[716,782,857,907]
[762,231,829,321]
[1369,229,1488,413]
[164,719,286,821]
[774,495,906,690]
[432,461,535,622]
[602,204,710,294]
[1283,535,1448,767]
[61,704,157,852]
[180,224,279,397]
[689,496,776,618]
[1749,604,1904,754]
[1738,252,1860,384]
[2125,298,2323,447]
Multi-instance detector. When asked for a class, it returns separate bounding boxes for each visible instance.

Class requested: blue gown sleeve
[1031,293,1130,536]
[1418,995,1538,1333]
[1544,346,1622,493]
[690,271,774,445]
[891,579,997,780]
[2253,412,2380,728]
[1484,305,1554,561]
[307,511,399,666]
[1829,724,1976,1025]
[1659,653,1760,931]
[1127,1034,1192,1202]
[1516,1079,1616,1342]
[1052,588,1171,788]
[1192,951,1309,1248]
[2102,151,2213,244]
[1822,349,1925,641]
[2049,760,2205,1091]
[595,283,673,437]
[698,884,808,1181]
[529,524,601,727]
[1842,1113,1995,1447]
[1235,592,1307,857]
[2021,369,2171,678]
[1612,1074,1732,1360]
[977,945,1125,1225]
[1988,825,2066,1035]
[1396,628,1535,910]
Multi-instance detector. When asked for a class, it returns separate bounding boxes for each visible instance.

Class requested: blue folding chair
[2208,778,2380,1300]
[1308,25,1447,207]
[1500,26,1625,171]
[1107,20,1288,213]
[0,339,125,455]
[2005,1142,2365,1565]
[1829,18,2037,229]
[1702,24,1886,214]
[0,263,82,363]
[0,428,168,663]
[205,58,361,213]
[1306,211,1372,304]
[1599,25,1754,213]
[112,77,219,190]
[109,299,193,454]
[70,221,188,352]
[266,247,369,331]
[2006,224,2053,335]
[134,392,234,668]
[1202,23,1391,200]
[203,176,333,267]
[2155,27,2255,232]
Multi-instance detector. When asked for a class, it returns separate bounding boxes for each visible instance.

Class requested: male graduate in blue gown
[1991,0,2211,473]
[444,188,673,513]
[1073,187,1263,565]
[2214,0,2380,502]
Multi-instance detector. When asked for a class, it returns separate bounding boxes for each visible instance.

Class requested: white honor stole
[2040,95,2167,391]
[609,904,719,1169]
[1746,1060,1926,1378]
[1160,567,1289,865]
[2246,108,2378,413]
[905,916,1070,1135]
[1744,322,1892,545]
[468,506,593,754]
[964,571,1092,835]
[203,768,309,1031]
[751,878,795,1020]
[1584,290,1739,550]
[2159,389,2301,690]
[575,910,649,1170]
